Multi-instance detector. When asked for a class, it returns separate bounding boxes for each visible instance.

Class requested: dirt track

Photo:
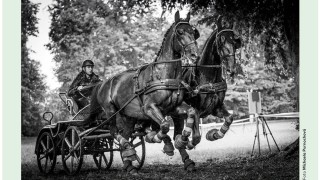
[22,119,299,179]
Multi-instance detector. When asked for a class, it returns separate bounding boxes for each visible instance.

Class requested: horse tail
[82,82,103,125]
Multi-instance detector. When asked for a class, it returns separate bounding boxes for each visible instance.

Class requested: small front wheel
[61,126,83,175]
[36,132,57,175]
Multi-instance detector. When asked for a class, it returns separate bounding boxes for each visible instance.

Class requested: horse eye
[177,29,184,35]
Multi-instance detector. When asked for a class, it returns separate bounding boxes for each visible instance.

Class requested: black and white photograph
[17,0,310,179]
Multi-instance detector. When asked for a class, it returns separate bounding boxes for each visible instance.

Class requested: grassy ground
[22,120,299,179]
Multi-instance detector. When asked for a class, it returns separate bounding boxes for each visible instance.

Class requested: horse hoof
[163,142,175,156]
[186,141,195,150]
[206,128,219,141]
[160,121,170,134]
[184,159,195,172]
[174,134,188,149]
[127,165,138,175]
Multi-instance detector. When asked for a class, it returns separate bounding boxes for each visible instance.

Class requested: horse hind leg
[114,115,138,174]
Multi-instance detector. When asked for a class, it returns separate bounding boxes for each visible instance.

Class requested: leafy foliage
[47,0,170,91]
[21,0,46,136]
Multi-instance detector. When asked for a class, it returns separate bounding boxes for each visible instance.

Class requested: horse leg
[113,115,138,174]
[189,108,201,148]
[172,114,195,172]
[174,107,200,150]
[206,105,233,141]
[144,104,174,156]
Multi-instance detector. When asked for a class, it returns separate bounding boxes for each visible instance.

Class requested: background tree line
[21,0,297,136]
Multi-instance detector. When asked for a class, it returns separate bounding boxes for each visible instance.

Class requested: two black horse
[84,12,241,173]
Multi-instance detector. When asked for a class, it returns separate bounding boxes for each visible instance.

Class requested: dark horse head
[155,11,200,66]
[215,16,241,77]
[183,16,242,117]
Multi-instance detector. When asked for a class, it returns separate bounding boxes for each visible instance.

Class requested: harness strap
[182,64,222,68]
[144,79,183,95]
[195,81,227,94]
[181,81,196,97]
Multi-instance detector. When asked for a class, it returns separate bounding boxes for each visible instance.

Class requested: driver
[68,60,102,110]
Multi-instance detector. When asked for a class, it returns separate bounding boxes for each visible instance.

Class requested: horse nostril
[191,54,197,60]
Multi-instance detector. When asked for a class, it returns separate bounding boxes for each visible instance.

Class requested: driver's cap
[82,60,94,67]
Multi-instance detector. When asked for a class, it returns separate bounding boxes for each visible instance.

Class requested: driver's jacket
[68,71,101,97]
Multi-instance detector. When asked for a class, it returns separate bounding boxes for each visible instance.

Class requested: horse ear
[216,15,222,30]
[186,12,190,21]
[175,11,180,22]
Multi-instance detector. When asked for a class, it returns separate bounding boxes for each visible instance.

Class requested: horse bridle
[172,21,198,65]
[215,29,237,63]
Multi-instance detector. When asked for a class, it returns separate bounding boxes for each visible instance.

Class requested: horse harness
[133,59,187,109]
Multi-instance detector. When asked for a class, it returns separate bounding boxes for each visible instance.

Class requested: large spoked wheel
[121,135,146,170]
[92,138,114,170]
[36,132,57,175]
[61,126,83,175]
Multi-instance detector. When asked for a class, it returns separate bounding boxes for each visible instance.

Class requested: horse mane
[154,19,189,62]
[198,29,219,65]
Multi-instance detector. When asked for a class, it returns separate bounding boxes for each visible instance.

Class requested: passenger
[68,60,102,111]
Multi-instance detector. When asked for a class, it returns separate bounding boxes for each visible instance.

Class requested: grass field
[22,119,299,179]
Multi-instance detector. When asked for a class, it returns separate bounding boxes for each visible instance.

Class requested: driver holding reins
[68,60,102,110]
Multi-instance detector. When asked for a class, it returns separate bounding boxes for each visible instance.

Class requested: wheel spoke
[64,153,72,161]
[39,154,47,160]
[99,154,102,167]
[133,141,142,148]
[64,138,72,148]
[73,141,80,150]
[73,151,80,164]
[46,136,50,150]
[102,154,108,166]
[72,129,75,146]
[48,147,54,154]
[40,140,47,151]
[136,155,141,164]
[71,155,74,172]
[44,156,48,172]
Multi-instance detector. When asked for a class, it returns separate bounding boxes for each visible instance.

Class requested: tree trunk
[282,0,299,155]
[283,0,299,111]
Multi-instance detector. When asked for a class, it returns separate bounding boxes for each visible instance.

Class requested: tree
[21,0,47,136]
[47,0,169,91]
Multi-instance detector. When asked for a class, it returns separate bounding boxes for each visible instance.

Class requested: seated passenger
[68,60,102,111]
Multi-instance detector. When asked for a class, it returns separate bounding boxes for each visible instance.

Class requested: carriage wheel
[92,138,114,170]
[36,132,57,175]
[61,126,83,175]
[121,135,146,170]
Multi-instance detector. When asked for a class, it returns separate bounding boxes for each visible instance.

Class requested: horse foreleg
[145,103,170,134]
[174,107,200,150]
[172,115,195,172]
[144,104,174,156]
[206,114,233,141]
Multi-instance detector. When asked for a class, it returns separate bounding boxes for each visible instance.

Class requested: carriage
[34,88,146,175]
